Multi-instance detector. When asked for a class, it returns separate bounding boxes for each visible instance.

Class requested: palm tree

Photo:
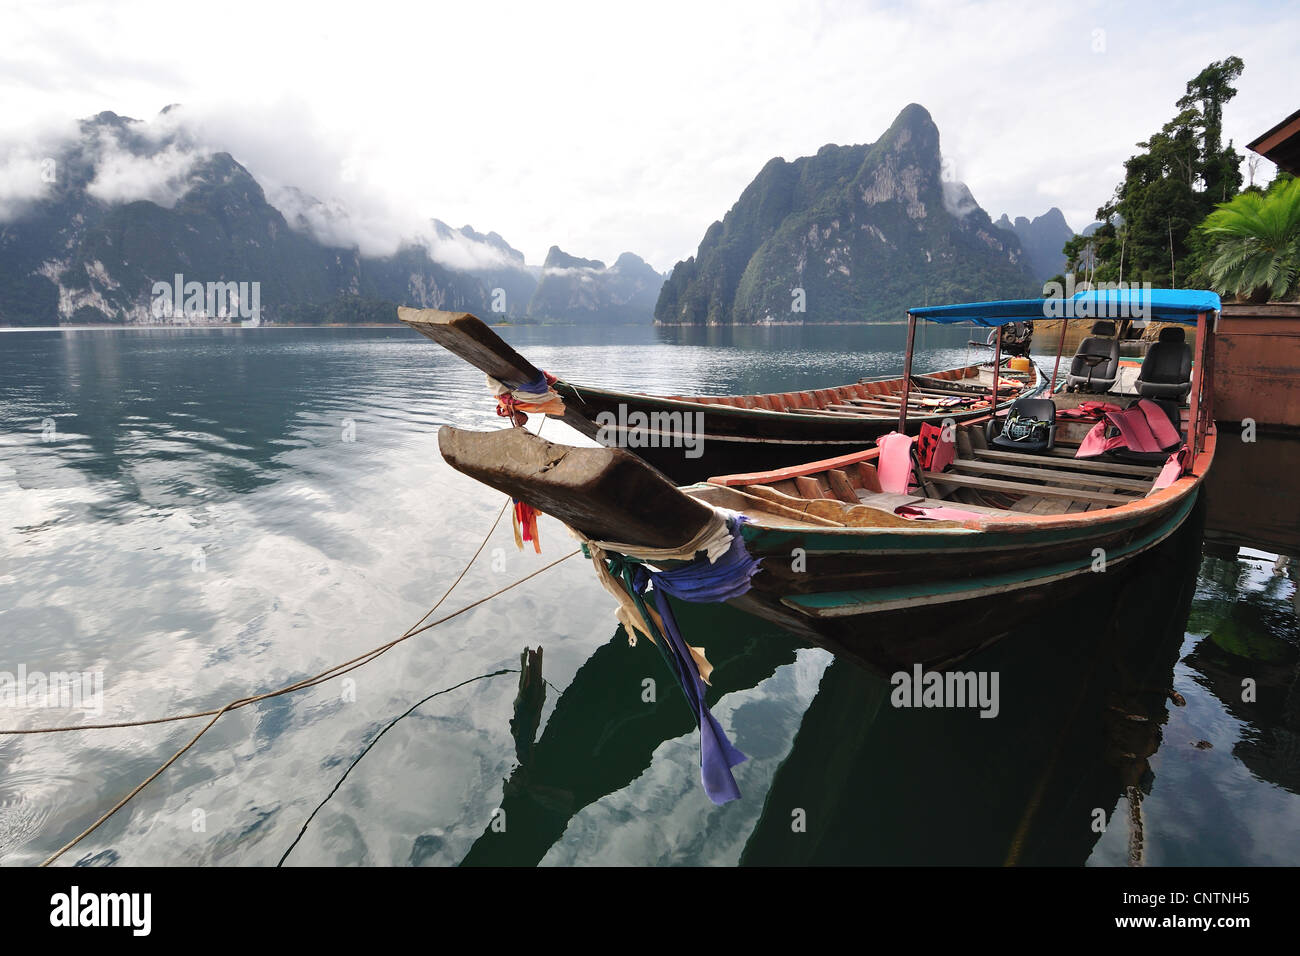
[1200,176,1300,301]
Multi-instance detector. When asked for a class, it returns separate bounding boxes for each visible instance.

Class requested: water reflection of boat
[738,499,1205,865]
[457,604,803,866]
[454,501,1204,866]
[1183,551,1300,796]
[1203,429,1300,559]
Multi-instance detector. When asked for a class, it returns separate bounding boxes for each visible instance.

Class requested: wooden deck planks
[917,470,1133,505]
[951,458,1154,492]
[972,447,1163,476]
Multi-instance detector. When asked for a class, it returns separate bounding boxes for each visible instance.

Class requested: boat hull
[720,490,1197,674]
[437,423,1213,677]
[551,379,1035,484]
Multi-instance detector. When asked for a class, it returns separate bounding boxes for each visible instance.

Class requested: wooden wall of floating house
[1213,303,1300,430]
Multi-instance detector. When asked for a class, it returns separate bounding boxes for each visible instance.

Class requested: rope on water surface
[275,667,515,866]
[23,417,581,865]
[7,498,515,738]
[37,549,579,866]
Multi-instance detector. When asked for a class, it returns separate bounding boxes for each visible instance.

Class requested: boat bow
[400,308,546,390]
[438,425,715,550]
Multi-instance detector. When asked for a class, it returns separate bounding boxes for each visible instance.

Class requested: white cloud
[0,104,532,269]
[84,130,203,207]
[0,117,78,219]
[942,180,979,219]
[541,265,603,277]
[420,232,523,273]
[0,151,53,219]
[0,0,1294,269]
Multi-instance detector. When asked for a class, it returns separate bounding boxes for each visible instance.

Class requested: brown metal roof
[1247,107,1300,175]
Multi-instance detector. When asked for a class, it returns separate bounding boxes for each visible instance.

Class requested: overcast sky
[1,0,1295,271]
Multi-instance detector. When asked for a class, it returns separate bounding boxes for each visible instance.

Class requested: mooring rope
[276,667,517,866]
[37,548,580,866]
[18,417,583,866]
[6,494,544,739]
[6,499,514,738]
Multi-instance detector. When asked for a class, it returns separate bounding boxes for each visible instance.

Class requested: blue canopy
[908,288,1220,326]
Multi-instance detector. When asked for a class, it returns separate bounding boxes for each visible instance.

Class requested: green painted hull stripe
[782,493,1195,611]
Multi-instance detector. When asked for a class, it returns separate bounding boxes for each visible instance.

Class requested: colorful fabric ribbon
[600,514,761,804]
[512,499,542,553]
[490,370,566,421]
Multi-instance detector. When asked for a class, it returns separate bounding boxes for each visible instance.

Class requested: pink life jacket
[1076,399,1181,458]
[1153,445,1192,490]
[876,432,915,494]
[916,422,957,473]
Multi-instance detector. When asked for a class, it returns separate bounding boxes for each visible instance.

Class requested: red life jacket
[917,422,956,472]
[1057,400,1122,422]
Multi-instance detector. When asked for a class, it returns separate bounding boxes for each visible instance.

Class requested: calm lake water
[0,325,1296,866]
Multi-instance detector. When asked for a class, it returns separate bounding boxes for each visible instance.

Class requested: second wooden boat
[399,307,1043,484]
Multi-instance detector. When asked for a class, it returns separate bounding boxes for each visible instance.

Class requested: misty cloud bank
[0,105,526,273]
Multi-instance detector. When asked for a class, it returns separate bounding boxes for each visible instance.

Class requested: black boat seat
[1065,321,1120,393]
[986,398,1057,454]
[1135,326,1193,401]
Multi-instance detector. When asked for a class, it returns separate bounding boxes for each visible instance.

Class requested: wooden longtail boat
[399,307,1044,484]
[436,290,1221,676]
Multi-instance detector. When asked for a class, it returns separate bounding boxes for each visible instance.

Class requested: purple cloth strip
[646,584,748,803]
[629,516,760,804]
[648,517,763,603]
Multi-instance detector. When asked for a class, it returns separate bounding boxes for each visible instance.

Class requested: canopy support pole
[1050,317,1069,392]
[1202,313,1216,439]
[1188,311,1210,467]
[897,314,917,433]
[990,325,1003,414]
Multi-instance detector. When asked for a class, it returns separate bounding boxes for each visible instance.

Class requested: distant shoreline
[654,320,910,327]
[1,322,478,332]
[3,318,915,332]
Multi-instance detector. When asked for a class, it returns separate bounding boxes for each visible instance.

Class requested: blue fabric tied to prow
[513,370,552,396]
[610,515,762,804]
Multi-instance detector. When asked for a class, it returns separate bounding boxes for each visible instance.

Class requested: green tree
[1061,57,1246,288]
[1199,175,1300,301]
[1178,57,1245,203]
